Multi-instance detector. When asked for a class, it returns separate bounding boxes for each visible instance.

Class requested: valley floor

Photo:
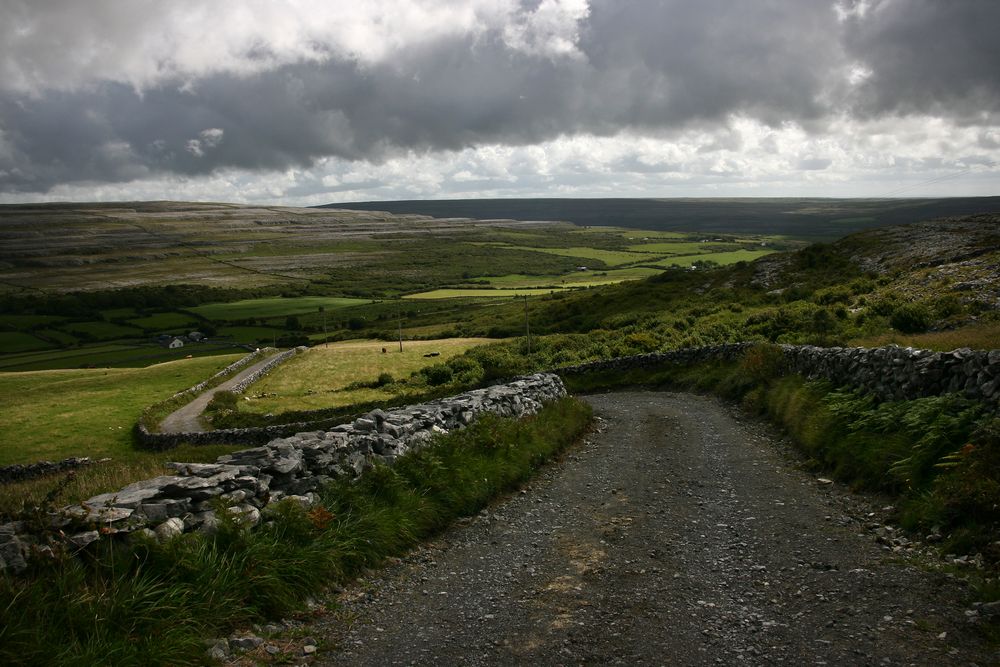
[273,392,995,666]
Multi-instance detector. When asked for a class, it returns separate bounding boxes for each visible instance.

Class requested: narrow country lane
[158,353,277,434]
[299,391,994,666]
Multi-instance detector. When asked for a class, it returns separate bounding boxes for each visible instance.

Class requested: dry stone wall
[0,373,566,573]
[136,347,305,449]
[228,347,303,394]
[559,343,1000,404]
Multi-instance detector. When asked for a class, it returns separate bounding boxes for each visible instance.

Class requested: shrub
[206,390,238,413]
[421,363,454,386]
[890,303,933,334]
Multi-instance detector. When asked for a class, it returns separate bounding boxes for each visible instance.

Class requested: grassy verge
[0,397,592,666]
[562,347,1000,564]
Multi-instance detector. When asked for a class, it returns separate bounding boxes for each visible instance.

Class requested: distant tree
[285,315,301,330]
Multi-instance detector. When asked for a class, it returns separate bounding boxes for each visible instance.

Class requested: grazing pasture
[189,296,370,321]
[242,338,492,414]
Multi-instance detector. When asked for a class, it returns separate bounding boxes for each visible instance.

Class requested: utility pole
[319,306,327,347]
[523,295,531,355]
[397,306,403,352]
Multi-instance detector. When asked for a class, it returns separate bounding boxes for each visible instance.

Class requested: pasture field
[60,320,144,340]
[483,267,661,289]
[35,328,78,345]
[485,244,653,267]
[651,249,777,267]
[0,341,241,372]
[189,296,371,321]
[625,241,742,254]
[127,311,201,331]
[217,325,285,343]
[404,288,569,299]
[99,308,139,320]
[0,314,66,328]
[242,338,492,414]
[0,354,240,466]
[0,331,50,353]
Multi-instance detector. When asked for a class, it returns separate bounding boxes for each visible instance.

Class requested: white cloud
[5,113,995,205]
[0,0,589,95]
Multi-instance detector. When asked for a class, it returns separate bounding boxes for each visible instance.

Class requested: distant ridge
[317,197,1000,239]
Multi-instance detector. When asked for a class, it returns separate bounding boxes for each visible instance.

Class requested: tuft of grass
[0,397,591,665]
[849,321,1000,351]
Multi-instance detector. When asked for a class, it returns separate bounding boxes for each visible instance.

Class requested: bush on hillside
[890,303,933,334]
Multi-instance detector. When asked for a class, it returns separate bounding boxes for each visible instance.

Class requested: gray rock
[83,476,176,509]
[67,531,100,548]
[154,517,185,541]
[137,498,190,522]
[227,504,261,527]
[0,527,28,573]
[230,635,264,651]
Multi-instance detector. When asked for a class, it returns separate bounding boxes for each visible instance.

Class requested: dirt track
[158,353,277,433]
[285,391,995,665]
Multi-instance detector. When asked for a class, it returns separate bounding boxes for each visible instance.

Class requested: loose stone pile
[0,373,566,573]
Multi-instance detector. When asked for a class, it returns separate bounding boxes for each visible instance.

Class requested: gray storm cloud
[0,0,998,193]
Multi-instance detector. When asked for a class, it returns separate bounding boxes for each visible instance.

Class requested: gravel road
[158,354,277,433]
[272,391,996,666]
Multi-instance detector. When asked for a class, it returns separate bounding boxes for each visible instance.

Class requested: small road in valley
[158,353,277,434]
[295,391,995,666]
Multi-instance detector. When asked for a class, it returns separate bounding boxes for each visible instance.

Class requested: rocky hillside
[753,214,1000,312]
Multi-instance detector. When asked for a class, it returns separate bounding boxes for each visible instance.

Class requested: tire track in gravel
[297,391,995,666]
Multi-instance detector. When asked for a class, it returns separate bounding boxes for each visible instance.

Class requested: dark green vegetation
[0,398,591,666]
[323,196,1000,239]
[328,215,1000,392]
[0,201,807,370]
[563,346,1000,567]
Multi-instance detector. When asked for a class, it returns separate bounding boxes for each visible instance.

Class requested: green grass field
[651,249,777,267]
[625,241,741,255]
[483,267,661,289]
[0,354,241,466]
[60,320,144,340]
[217,325,283,343]
[485,244,654,267]
[35,329,79,346]
[189,296,371,321]
[99,308,139,320]
[127,311,201,331]
[242,338,492,414]
[0,331,51,353]
[0,314,66,329]
[0,341,243,372]
[404,288,570,299]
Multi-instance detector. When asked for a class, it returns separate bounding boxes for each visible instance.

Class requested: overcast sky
[1,0,998,205]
